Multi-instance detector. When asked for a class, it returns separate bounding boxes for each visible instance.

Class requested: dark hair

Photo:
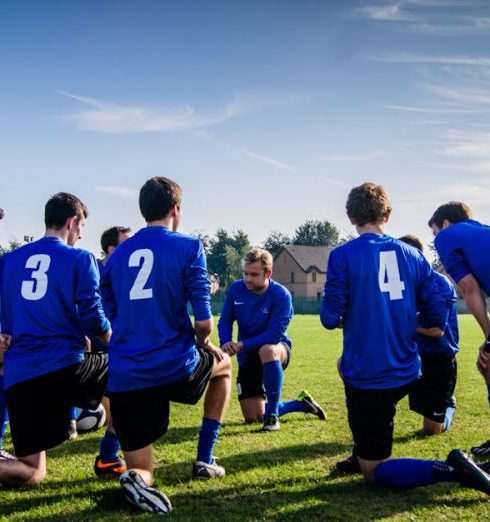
[44,192,88,229]
[346,182,392,226]
[139,177,182,222]
[100,226,132,254]
[398,234,424,252]
[428,201,473,229]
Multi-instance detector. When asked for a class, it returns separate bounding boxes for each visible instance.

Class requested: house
[273,245,332,299]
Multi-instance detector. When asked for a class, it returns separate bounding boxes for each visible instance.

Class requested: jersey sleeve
[416,259,447,330]
[100,258,117,322]
[217,286,235,345]
[184,240,212,322]
[241,288,293,352]
[434,232,471,284]
[320,247,348,329]
[75,252,110,336]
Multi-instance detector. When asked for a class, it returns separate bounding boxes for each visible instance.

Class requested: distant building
[273,245,332,299]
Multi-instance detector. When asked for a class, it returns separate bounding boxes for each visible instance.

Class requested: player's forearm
[416,326,444,338]
[462,289,490,338]
[195,318,214,346]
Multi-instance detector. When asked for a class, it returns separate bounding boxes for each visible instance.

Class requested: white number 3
[21,254,51,301]
[129,249,154,300]
[378,251,405,300]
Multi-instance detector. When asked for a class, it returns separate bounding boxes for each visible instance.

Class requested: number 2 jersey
[101,226,212,393]
[0,237,110,389]
[321,233,447,390]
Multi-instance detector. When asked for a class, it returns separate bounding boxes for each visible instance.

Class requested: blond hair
[242,247,273,271]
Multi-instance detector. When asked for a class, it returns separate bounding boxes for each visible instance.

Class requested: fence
[209,295,487,315]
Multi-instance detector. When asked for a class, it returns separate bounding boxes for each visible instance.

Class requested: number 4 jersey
[101,226,212,392]
[0,237,110,389]
[321,233,447,390]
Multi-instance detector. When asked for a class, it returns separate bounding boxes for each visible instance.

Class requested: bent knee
[243,415,263,423]
[258,344,282,362]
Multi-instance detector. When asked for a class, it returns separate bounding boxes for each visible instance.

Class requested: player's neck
[44,228,70,244]
[146,217,176,231]
[355,223,385,235]
[249,279,270,295]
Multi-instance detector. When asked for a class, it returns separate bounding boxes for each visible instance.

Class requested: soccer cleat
[478,461,490,474]
[120,470,172,515]
[94,455,127,478]
[262,414,280,431]
[335,454,361,474]
[297,390,326,420]
[0,449,15,460]
[447,449,490,495]
[67,419,78,441]
[192,458,226,479]
[471,439,490,458]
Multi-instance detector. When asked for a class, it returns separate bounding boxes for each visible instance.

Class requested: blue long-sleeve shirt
[321,234,447,389]
[434,219,490,295]
[416,272,459,357]
[0,237,110,388]
[102,226,212,392]
[218,279,292,365]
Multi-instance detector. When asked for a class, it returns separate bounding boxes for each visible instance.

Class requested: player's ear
[264,268,273,279]
[65,215,76,230]
[442,219,452,229]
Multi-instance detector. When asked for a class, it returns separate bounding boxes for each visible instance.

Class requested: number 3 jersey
[321,233,447,390]
[0,237,110,388]
[101,226,212,393]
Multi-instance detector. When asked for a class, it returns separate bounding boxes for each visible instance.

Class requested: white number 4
[378,251,405,300]
[129,249,154,300]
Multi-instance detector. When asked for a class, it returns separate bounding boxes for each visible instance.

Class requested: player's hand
[477,341,489,376]
[201,340,225,362]
[221,341,238,356]
[0,333,12,351]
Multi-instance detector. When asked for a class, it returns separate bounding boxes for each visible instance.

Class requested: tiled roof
[279,245,332,273]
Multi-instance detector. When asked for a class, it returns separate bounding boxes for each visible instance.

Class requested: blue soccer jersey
[321,234,447,389]
[218,279,293,365]
[416,272,459,358]
[0,237,109,388]
[434,219,490,295]
[102,226,212,392]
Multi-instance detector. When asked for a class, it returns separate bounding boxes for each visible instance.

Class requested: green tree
[262,231,291,257]
[292,220,340,247]
[0,238,22,256]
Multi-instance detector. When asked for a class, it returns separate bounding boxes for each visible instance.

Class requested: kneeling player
[399,235,458,436]
[102,177,231,515]
[218,247,325,431]
[321,182,490,494]
[0,193,111,487]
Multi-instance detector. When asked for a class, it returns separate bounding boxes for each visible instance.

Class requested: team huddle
[0,178,489,515]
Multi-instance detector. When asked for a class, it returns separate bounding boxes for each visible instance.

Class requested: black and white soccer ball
[76,404,106,433]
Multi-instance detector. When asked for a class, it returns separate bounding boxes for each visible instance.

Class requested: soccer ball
[76,404,106,433]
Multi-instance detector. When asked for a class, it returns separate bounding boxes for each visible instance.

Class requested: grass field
[1,315,490,521]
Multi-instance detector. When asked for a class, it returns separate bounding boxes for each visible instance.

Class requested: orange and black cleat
[94,455,127,478]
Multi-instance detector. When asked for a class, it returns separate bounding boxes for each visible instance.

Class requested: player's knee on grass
[423,417,444,435]
[358,457,385,483]
[240,397,264,423]
[258,344,286,364]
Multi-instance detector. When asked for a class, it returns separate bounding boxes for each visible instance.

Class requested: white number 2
[378,251,405,300]
[21,254,51,301]
[129,249,154,300]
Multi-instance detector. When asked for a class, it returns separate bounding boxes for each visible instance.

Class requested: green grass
[2,315,490,521]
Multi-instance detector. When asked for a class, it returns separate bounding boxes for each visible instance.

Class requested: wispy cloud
[61,91,300,134]
[194,130,293,172]
[436,182,490,203]
[424,84,490,106]
[313,151,384,161]
[381,104,479,114]
[370,52,490,66]
[356,4,414,22]
[96,186,138,199]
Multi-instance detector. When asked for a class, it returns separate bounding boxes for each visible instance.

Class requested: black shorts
[109,347,214,452]
[345,380,415,461]
[237,342,291,401]
[6,352,108,457]
[409,354,457,423]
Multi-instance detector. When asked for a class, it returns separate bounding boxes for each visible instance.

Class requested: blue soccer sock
[0,377,8,450]
[69,407,82,421]
[197,417,221,465]
[444,406,456,431]
[373,459,457,488]
[99,430,120,461]
[263,360,284,417]
[278,400,306,417]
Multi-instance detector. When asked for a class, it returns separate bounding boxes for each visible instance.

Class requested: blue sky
[1,0,490,255]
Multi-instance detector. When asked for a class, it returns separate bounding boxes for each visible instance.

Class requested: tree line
[195,219,350,290]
